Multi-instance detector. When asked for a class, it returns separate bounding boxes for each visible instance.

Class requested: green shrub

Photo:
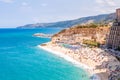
[83,40,100,47]
[89,23,97,28]
[74,23,98,28]
[74,23,109,28]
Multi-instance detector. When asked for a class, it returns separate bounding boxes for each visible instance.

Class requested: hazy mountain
[17,13,115,29]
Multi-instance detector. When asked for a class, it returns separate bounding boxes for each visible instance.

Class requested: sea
[0,28,89,80]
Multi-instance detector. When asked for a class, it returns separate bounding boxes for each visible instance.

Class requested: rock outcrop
[52,25,110,45]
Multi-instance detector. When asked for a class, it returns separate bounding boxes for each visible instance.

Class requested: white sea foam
[39,45,90,69]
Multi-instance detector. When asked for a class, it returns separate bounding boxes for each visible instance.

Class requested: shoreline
[38,45,91,69]
[38,44,101,80]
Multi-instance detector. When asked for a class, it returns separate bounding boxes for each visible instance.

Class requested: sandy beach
[38,42,120,80]
[38,43,101,80]
[38,45,91,69]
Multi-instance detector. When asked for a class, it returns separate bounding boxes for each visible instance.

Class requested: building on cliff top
[106,8,120,49]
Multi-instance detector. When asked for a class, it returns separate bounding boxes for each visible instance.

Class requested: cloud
[22,2,28,6]
[105,0,116,6]
[0,0,13,3]
[20,2,32,13]
[95,0,117,7]
[41,3,48,7]
[95,0,120,13]
[95,0,104,4]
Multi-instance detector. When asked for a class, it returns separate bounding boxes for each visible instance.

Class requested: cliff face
[52,26,110,45]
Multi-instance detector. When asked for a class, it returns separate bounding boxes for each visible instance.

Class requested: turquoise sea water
[0,28,89,80]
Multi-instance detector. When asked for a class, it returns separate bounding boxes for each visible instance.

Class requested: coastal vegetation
[52,23,110,46]
[73,23,98,28]
[83,39,100,47]
[72,23,109,29]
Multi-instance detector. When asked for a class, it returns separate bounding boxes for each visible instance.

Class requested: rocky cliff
[52,24,110,45]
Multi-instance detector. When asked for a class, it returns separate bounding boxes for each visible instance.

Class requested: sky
[0,0,120,28]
